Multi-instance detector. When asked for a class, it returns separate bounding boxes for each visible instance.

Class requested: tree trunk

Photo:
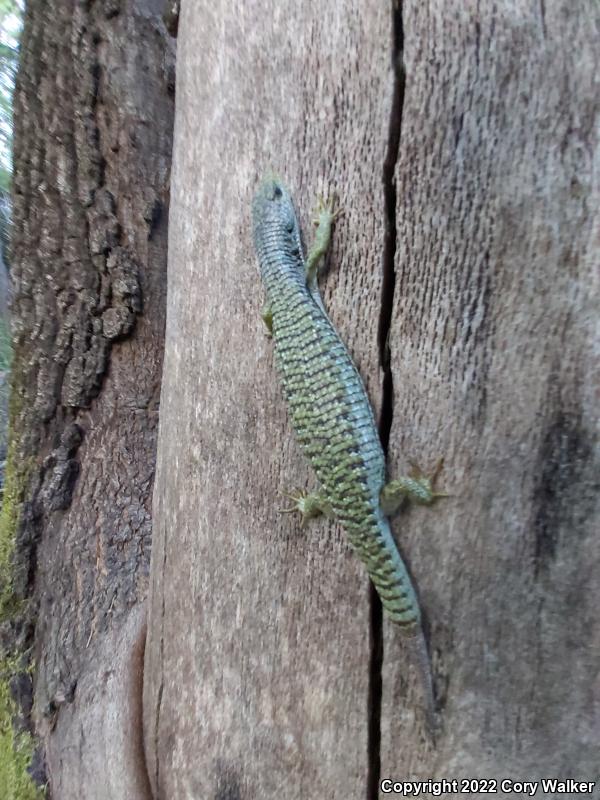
[7,0,174,796]
[144,1,599,798]
[380,2,600,783]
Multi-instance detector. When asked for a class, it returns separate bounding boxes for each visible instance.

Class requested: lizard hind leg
[381,458,449,516]
[278,488,334,528]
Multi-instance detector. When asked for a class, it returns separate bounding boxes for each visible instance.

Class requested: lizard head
[252,176,304,277]
[252,175,295,222]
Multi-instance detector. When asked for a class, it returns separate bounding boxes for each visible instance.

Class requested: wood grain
[381,0,600,783]
[144,0,600,796]
[143,1,395,797]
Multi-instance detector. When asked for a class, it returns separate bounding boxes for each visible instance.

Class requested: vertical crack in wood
[133,617,155,800]
[378,0,404,452]
[153,520,169,799]
[369,2,405,797]
[367,581,384,800]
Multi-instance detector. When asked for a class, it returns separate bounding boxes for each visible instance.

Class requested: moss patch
[0,363,44,799]
[0,662,44,800]
[0,314,11,467]
[0,441,30,621]
[0,315,11,372]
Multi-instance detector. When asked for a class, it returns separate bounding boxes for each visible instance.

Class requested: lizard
[251,176,445,732]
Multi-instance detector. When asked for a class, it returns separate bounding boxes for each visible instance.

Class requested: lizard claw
[407,457,450,499]
[312,193,344,226]
[382,458,450,514]
[277,488,331,527]
[278,488,310,528]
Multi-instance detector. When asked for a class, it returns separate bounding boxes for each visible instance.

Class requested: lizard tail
[343,518,438,736]
[358,521,438,737]
[403,626,438,740]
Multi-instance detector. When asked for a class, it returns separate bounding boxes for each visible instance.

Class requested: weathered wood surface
[381,1,600,786]
[9,0,174,796]
[143,1,395,797]
[144,0,599,798]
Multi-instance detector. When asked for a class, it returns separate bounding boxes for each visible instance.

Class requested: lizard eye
[264,180,283,202]
[255,177,298,233]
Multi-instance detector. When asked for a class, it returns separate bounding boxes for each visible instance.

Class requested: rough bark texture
[9,0,174,795]
[145,0,599,797]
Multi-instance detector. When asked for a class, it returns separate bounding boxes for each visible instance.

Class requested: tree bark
[8,0,174,796]
[380,0,600,783]
[143,2,392,797]
[144,0,599,797]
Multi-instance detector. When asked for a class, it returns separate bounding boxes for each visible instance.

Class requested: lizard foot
[312,193,344,227]
[305,193,344,286]
[381,458,449,516]
[278,488,333,528]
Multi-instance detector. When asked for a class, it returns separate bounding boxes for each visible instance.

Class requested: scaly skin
[252,177,442,726]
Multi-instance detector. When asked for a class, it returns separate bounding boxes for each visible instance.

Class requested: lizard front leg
[261,302,274,335]
[305,194,343,290]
